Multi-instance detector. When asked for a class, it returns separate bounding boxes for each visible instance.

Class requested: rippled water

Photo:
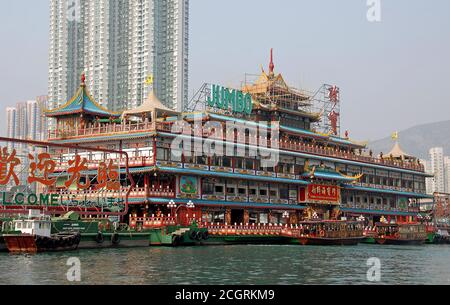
[1,244,450,285]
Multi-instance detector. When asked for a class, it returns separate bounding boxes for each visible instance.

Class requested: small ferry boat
[3,210,81,253]
[294,220,364,246]
[430,227,449,244]
[374,222,427,245]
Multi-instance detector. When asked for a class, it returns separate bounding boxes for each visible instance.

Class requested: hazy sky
[1,0,449,141]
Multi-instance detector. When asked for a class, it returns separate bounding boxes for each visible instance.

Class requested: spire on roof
[269,48,275,76]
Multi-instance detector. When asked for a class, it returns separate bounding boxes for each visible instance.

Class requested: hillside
[369,120,450,160]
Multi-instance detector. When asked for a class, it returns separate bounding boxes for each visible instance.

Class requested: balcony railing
[52,187,175,199]
[48,122,425,173]
[129,216,177,229]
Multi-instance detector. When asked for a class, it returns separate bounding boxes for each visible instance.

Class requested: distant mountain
[369,120,450,160]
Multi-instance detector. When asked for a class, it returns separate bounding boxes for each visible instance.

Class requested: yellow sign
[145,75,154,85]
[391,131,399,140]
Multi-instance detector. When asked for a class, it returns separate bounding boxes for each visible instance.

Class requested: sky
[0,0,449,141]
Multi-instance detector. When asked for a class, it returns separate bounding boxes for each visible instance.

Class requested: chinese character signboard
[0,139,130,216]
[306,184,341,205]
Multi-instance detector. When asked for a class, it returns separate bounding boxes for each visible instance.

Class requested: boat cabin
[13,210,52,238]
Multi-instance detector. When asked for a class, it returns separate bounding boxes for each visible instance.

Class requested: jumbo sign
[207,84,253,115]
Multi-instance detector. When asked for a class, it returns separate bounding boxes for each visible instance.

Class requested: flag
[145,75,154,85]
[391,131,399,140]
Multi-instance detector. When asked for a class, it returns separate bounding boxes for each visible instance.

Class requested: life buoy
[189,230,197,240]
[111,233,120,245]
[202,231,209,240]
[195,231,202,241]
[96,232,104,244]
[98,222,104,232]
[172,235,181,247]
[319,230,326,237]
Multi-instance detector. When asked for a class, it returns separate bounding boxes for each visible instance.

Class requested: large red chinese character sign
[0,137,133,217]
[28,153,57,186]
[0,147,21,186]
[307,184,341,204]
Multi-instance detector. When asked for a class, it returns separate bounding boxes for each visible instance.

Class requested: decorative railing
[129,216,177,229]
[51,187,175,199]
[48,121,425,173]
[203,223,362,238]
[54,155,154,172]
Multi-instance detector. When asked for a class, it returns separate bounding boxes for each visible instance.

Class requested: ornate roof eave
[45,74,121,118]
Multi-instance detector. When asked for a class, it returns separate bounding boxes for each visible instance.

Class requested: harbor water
[1,244,450,285]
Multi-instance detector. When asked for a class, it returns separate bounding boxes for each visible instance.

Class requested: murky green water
[1,244,450,285]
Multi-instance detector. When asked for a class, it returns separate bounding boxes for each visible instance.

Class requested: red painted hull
[3,235,37,253]
[3,233,80,253]
[375,237,426,245]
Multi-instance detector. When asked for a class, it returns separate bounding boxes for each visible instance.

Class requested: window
[260,189,268,196]
[202,180,214,195]
[280,187,289,200]
[170,150,181,162]
[245,159,254,170]
[215,185,224,194]
[227,187,236,195]
[238,188,247,195]
[223,157,232,168]
[156,148,168,161]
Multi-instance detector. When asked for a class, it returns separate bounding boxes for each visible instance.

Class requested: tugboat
[374,222,427,245]
[294,220,365,246]
[3,210,80,253]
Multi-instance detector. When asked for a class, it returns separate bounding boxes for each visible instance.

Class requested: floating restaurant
[40,50,433,231]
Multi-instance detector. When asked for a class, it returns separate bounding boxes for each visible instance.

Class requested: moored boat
[374,222,427,245]
[3,210,80,253]
[51,212,152,249]
[293,220,364,246]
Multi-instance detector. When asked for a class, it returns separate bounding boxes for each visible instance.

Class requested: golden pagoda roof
[242,49,311,110]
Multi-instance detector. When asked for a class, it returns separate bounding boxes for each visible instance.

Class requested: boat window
[227,187,236,195]
[223,157,232,168]
[245,159,254,170]
[259,189,268,196]
[16,222,22,229]
[280,187,289,200]
[238,188,247,195]
[214,185,224,194]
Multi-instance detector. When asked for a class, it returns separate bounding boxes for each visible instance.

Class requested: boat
[293,220,365,246]
[433,228,450,244]
[373,222,427,245]
[362,226,377,244]
[50,212,152,249]
[0,50,433,248]
[3,210,81,253]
